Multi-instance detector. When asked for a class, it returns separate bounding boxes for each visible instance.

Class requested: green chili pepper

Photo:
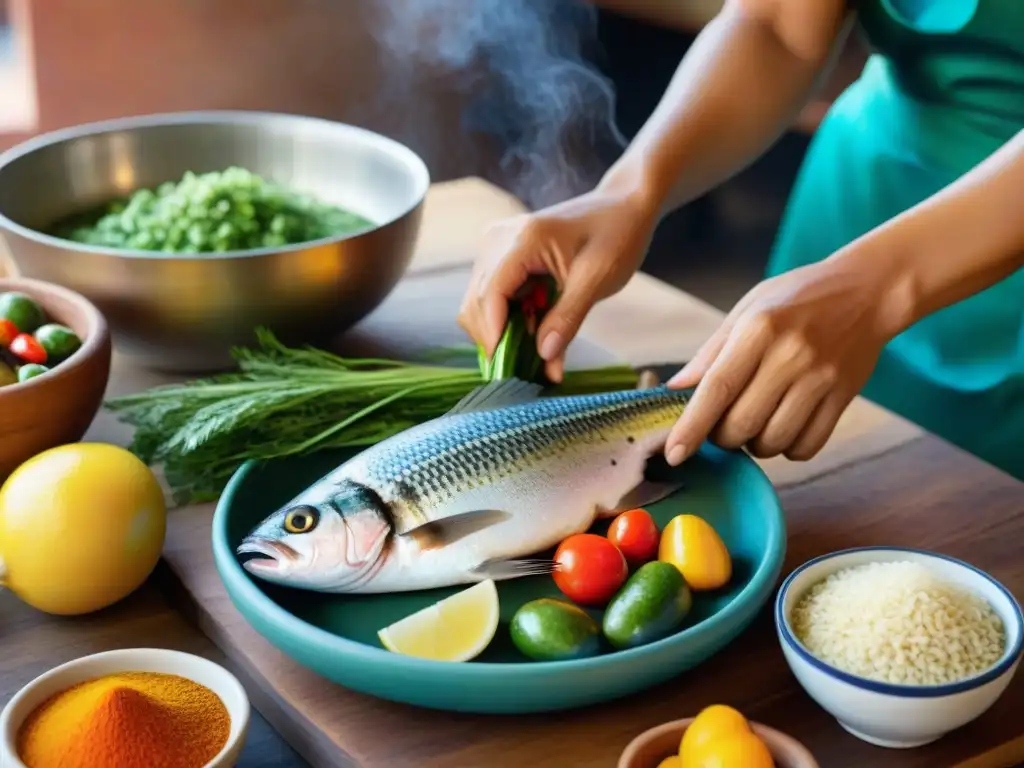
[478,276,558,384]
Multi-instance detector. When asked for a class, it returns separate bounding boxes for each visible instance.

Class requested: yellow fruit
[0,443,166,615]
[657,758,682,768]
[685,731,775,768]
[378,580,499,662]
[680,705,750,761]
[659,514,732,591]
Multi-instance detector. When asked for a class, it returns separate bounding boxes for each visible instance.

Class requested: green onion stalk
[477,276,558,383]
[105,279,638,506]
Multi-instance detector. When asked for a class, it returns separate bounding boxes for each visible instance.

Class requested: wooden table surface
[2,179,1022,768]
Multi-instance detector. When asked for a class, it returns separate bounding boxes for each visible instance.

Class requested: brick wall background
[0,0,499,183]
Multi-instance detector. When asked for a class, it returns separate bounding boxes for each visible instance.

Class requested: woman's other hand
[664,251,907,464]
[458,184,658,382]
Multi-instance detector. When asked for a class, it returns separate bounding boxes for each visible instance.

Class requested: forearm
[600,0,851,216]
[585,0,717,31]
[846,130,1024,336]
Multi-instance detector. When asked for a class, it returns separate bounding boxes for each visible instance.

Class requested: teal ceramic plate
[213,443,786,714]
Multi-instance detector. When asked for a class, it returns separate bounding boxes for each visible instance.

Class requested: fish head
[236,479,392,591]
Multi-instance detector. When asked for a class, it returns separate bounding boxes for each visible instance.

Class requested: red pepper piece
[10,333,47,365]
[0,319,17,348]
[528,281,549,312]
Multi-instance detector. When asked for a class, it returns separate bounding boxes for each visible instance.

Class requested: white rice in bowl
[791,560,1006,686]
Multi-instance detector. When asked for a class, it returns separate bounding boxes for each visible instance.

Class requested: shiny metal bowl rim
[0,110,431,262]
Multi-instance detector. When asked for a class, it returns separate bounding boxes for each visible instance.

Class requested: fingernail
[539,331,563,361]
[547,357,564,383]
[666,444,686,466]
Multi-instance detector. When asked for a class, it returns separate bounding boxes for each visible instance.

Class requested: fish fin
[598,480,686,518]
[401,509,512,549]
[471,557,557,580]
[444,378,543,416]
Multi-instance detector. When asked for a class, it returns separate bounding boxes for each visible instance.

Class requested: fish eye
[283,506,320,535]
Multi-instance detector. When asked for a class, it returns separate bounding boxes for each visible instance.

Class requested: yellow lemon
[657,758,683,768]
[659,514,732,591]
[684,731,775,768]
[0,443,166,615]
[680,705,750,761]
[378,580,499,662]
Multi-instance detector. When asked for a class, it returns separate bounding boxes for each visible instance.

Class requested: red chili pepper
[519,280,550,316]
[0,319,17,347]
[529,281,549,311]
[10,333,47,365]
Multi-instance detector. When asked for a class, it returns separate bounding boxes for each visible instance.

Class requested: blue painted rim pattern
[775,546,1024,698]
[213,444,788,681]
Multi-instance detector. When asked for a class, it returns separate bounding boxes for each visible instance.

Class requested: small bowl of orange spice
[0,648,250,768]
[619,704,819,768]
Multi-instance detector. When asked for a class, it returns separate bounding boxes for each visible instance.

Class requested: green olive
[33,324,82,363]
[0,292,46,334]
[17,363,49,383]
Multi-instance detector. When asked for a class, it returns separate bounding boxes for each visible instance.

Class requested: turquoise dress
[767,0,1024,480]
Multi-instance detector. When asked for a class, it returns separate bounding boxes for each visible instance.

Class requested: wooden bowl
[0,276,111,482]
[618,717,820,768]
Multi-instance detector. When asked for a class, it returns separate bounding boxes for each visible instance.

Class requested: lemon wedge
[378,579,500,662]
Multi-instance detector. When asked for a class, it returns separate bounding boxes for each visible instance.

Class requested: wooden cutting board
[77,178,929,767]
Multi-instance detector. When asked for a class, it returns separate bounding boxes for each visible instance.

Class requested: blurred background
[0,0,867,311]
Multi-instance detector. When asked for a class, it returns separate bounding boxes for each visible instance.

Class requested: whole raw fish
[237,378,688,594]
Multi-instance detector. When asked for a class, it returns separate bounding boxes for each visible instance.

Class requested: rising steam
[371,0,626,208]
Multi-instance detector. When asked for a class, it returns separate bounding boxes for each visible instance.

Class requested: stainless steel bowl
[0,111,430,371]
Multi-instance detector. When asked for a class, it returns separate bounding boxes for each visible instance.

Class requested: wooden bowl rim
[0,275,110,395]
[618,716,820,768]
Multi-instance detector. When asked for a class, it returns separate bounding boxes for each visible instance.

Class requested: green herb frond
[106,309,638,506]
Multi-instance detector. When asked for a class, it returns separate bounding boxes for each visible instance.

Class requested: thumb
[536,257,607,365]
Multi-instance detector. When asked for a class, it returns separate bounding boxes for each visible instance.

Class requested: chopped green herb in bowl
[51,167,374,254]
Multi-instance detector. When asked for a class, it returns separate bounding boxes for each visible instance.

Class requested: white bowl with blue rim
[775,546,1024,749]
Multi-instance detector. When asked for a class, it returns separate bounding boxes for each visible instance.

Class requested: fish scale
[239,381,691,594]
[360,386,686,521]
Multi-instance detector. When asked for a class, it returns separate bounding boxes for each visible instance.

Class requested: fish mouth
[236,538,300,571]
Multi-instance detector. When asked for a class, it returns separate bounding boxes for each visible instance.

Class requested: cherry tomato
[9,333,47,365]
[607,508,660,565]
[553,533,628,606]
[0,319,17,347]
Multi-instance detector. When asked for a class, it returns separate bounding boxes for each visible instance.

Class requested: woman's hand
[664,253,904,465]
[663,126,1024,466]
[457,186,658,382]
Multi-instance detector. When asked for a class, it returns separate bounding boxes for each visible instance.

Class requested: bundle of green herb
[477,277,557,382]
[106,325,638,505]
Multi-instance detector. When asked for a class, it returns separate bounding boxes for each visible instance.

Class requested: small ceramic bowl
[618,716,819,768]
[0,275,112,482]
[776,547,1024,749]
[0,648,251,767]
